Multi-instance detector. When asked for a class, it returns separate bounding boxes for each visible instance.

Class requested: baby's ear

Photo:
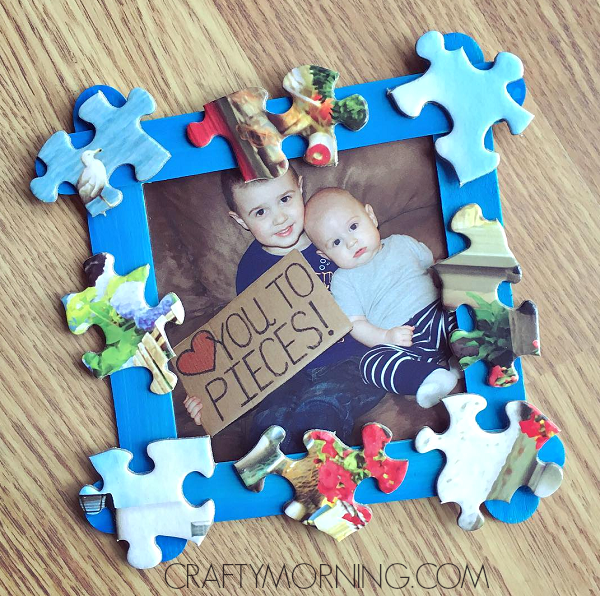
[228,211,249,231]
[365,204,379,227]
[298,175,304,194]
[315,248,327,258]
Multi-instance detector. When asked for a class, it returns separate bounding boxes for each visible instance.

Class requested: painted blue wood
[36,61,525,191]
[59,32,565,559]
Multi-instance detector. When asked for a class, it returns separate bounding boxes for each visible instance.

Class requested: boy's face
[306,189,381,269]
[228,171,305,253]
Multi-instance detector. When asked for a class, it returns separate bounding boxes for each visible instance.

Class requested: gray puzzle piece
[31,88,170,214]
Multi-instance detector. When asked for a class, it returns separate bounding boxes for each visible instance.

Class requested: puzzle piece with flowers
[234,423,408,541]
[389,30,533,185]
[30,87,171,216]
[79,437,215,569]
[62,252,184,394]
[415,393,562,531]
[187,65,369,181]
[433,203,540,387]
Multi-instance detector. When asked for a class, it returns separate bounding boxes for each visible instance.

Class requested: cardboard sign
[174,250,352,435]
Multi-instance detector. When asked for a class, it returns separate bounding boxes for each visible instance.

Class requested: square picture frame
[35,32,564,563]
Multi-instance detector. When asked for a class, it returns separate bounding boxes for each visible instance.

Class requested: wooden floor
[1,1,598,594]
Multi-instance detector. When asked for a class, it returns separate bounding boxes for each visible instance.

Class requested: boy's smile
[228,170,310,255]
[275,224,295,238]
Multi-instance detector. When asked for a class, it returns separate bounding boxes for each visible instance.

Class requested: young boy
[185,167,387,454]
[304,187,460,408]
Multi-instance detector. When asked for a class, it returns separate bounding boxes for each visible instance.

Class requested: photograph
[145,136,465,462]
[5,0,592,589]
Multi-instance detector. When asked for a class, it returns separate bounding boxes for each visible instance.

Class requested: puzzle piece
[31,87,170,216]
[389,31,533,185]
[187,65,368,181]
[80,437,215,569]
[433,204,540,387]
[415,393,562,531]
[234,423,407,541]
[62,253,185,394]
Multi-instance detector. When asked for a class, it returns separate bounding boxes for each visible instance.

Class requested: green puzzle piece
[62,253,184,394]
[433,204,540,387]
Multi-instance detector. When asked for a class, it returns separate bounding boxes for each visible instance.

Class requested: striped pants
[360,300,457,395]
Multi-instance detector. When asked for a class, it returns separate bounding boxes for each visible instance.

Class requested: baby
[304,187,460,408]
[184,171,387,454]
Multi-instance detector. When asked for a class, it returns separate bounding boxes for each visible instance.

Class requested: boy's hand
[184,395,203,426]
[384,325,414,347]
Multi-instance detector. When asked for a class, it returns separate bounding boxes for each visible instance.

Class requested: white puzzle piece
[415,394,562,531]
[389,31,533,185]
[116,500,215,569]
[80,437,215,569]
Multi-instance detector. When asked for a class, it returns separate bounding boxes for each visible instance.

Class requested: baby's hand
[184,395,203,426]
[384,325,414,347]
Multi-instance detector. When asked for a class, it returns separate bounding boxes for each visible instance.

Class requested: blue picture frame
[37,33,565,563]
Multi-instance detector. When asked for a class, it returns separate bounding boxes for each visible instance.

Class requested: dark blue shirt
[235,240,367,368]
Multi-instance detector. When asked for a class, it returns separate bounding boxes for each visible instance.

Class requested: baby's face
[229,171,305,253]
[306,190,381,269]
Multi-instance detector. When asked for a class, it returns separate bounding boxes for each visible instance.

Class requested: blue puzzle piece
[389,31,534,185]
[31,88,170,216]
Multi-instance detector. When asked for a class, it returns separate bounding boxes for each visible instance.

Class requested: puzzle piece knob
[529,461,563,498]
[305,132,334,166]
[187,119,214,148]
[458,508,485,532]
[493,52,524,89]
[414,426,439,453]
[415,30,445,61]
[234,425,287,492]
[332,94,369,131]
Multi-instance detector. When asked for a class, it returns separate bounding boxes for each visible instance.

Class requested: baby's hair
[221,165,299,213]
[306,186,348,204]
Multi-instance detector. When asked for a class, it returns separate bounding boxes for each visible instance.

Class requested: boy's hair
[221,165,299,213]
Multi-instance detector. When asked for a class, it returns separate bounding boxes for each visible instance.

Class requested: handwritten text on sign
[174,250,351,435]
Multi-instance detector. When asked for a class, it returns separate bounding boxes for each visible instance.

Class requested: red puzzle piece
[235,423,408,541]
[187,65,369,181]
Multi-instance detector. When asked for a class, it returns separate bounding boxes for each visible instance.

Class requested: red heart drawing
[176,331,216,376]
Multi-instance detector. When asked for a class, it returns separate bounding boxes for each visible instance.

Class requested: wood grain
[0,0,598,594]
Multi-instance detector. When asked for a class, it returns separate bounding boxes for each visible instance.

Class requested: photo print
[145,137,465,462]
